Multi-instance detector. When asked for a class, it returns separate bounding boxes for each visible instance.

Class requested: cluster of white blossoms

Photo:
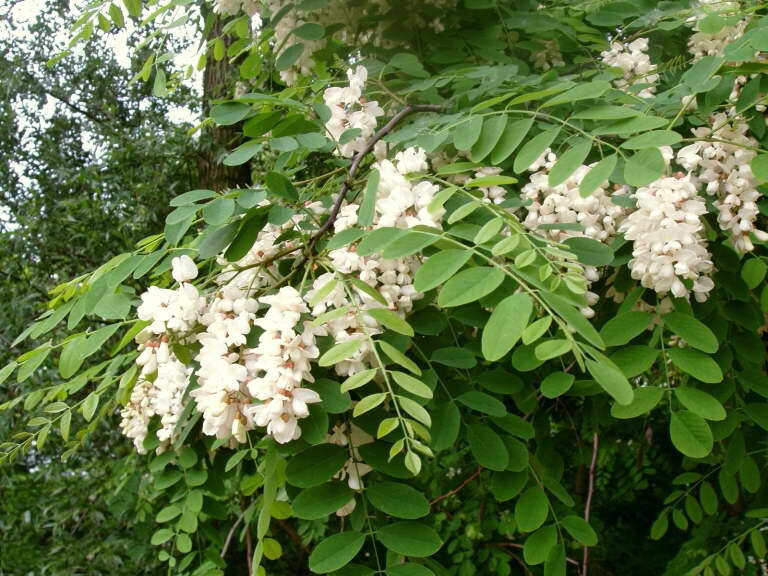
[324,66,385,158]
[687,0,747,61]
[677,113,768,252]
[620,174,715,301]
[521,149,629,317]
[600,38,658,98]
[120,256,204,453]
[266,0,322,85]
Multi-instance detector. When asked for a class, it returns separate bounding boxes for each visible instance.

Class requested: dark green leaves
[481,293,533,361]
[675,387,726,421]
[561,515,598,546]
[286,444,348,487]
[563,237,614,266]
[667,348,723,383]
[293,483,354,519]
[468,422,508,471]
[437,267,504,307]
[309,532,365,574]
[211,102,251,125]
[663,312,718,353]
[265,171,298,202]
[670,411,713,458]
[515,487,549,532]
[514,126,561,174]
[624,148,665,187]
[376,522,442,557]
[586,359,633,405]
[367,482,430,519]
[599,311,652,347]
[414,250,472,292]
[491,118,534,164]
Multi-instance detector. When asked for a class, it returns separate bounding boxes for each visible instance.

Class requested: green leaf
[366,482,430,519]
[431,402,461,451]
[561,515,598,546]
[471,115,508,162]
[523,525,558,565]
[155,505,182,523]
[387,565,434,576]
[391,371,433,399]
[549,140,591,187]
[663,312,719,353]
[382,232,437,259]
[540,371,575,399]
[454,116,483,151]
[744,403,768,431]
[609,345,658,378]
[535,339,571,360]
[670,410,713,458]
[327,228,365,251]
[624,148,665,187]
[358,170,379,227]
[481,293,533,361]
[437,267,504,307]
[378,341,421,375]
[353,393,387,417]
[202,197,235,225]
[599,311,652,346]
[741,258,767,289]
[413,250,472,292]
[286,444,349,488]
[541,81,611,107]
[514,126,561,174]
[456,391,506,417]
[468,422,508,471]
[751,154,768,182]
[675,387,726,421]
[265,171,298,202]
[276,43,305,71]
[563,237,614,266]
[366,309,414,336]
[610,387,664,419]
[294,22,325,40]
[580,155,617,197]
[293,483,354,520]
[341,369,377,393]
[319,339,364,367]
[431,347,476,369]
[586,358,634,405]
[621,130,682,149]
[211,102,251,125]
[515,487,549,532]
[309,531,365,574]
[376,522,442,557]
[491,118,534,164]
[667,348,723,383]
[572,105,640,120]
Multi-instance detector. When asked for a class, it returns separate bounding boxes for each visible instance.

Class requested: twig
[430,467,482,506]
[582,433,600,576]
[246,527,253,575]
[220,513,244,559]
[276,518,309,556]
[307,104,443,251]
[495,543,581,567]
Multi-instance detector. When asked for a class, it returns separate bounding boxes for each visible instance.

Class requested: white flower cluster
[521,150,629,316]
[620,175,715,301]
[119,256,204,452]
[677,113,768,252]
[324,66,385,158]
[688,18,747,61]
[600,38,658,98]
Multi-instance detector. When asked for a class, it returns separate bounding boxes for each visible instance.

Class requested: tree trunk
[198,11,251,191]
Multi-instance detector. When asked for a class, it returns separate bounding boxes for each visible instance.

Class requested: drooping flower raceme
[600,38,658,98]
[620,175,715,301]
[677,113,768,252]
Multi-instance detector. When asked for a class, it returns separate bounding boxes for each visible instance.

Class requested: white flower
[620,174,714,301]
[601,37,658,98]
[172,255,198,283]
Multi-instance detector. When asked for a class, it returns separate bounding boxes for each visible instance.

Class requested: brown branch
[307,104,444,251]
[582,433,600,576]
[220,513,244,559]
[430,467,482,506]
[246,527,253,575]
[276,518,309,556]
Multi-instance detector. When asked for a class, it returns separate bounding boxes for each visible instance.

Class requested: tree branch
[430,467,482,506]
[307,104,443,251]
[582,432,600,576]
